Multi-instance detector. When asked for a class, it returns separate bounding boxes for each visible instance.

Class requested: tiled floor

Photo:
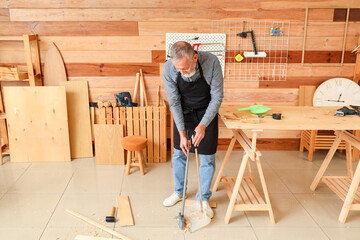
[0,150,359,240]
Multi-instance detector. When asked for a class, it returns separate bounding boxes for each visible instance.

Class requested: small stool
[121,136,147,175]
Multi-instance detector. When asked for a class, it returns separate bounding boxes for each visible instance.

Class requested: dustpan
[237,104,271,114]
[184,148,211,233]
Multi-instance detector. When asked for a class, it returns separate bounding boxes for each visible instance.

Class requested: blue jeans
[172,148,215,201]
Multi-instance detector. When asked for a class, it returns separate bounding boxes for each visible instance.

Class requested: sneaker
[201,201,214,218]
[163,192,182,207]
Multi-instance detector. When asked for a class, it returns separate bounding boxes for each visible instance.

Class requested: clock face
[313,78,360,106]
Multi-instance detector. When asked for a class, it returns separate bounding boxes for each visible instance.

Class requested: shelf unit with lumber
[0,35,42,164]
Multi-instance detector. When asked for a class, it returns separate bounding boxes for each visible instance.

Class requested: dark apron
[173,60,218,155]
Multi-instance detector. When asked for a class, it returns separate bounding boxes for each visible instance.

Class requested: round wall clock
[313,78,360,106]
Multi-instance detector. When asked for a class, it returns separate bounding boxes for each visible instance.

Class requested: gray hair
[169,41,195,62]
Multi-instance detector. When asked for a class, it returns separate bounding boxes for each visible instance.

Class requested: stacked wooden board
[94,103,167,163]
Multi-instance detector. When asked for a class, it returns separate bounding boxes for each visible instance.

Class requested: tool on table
[105,206,116,223]
[223,113,260,123]
[237,105,271,115]
[237,30,267,58]
[335,106,360,116]
[258,113,283,120]
[270,27,283,36]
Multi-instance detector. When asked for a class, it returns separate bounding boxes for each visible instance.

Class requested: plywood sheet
[60,81,93,158]
[116,195,134,227]
[94,124,124,165]
[44,42,67,86]
[3,86,71,162]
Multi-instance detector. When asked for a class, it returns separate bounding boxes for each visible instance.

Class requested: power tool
[334,106,359,116]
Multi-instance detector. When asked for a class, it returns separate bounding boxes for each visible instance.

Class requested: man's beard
[182,67,196,78]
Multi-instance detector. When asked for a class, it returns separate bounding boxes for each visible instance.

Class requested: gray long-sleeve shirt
[163,51,224,132]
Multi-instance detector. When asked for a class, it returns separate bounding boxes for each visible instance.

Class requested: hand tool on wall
[237,30,267,58]
[105,206,116,223]
[235,54,244,62]
[270,27,283,36]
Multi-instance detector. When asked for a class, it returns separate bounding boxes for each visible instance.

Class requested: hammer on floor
[106,206,116,223]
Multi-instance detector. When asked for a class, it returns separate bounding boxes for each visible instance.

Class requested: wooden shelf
[322,177,360,203]
[222,176,269,211]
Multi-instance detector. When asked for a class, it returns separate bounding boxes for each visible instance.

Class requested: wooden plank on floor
[94,124,124,165]
[3,86,71,162]
[60,81,93,158]
[116,195,134,227]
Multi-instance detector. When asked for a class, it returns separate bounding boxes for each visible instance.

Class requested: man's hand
[192,123,206,147]
[179,130,189,156]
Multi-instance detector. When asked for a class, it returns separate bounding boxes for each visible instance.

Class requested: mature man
[162,41,224,218]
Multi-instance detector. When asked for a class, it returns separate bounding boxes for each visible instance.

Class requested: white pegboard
[212,21,290,82]
[166,33,226,76]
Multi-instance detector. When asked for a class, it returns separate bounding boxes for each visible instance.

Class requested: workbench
[214,105,360,224]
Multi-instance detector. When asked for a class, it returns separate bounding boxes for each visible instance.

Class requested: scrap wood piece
[66,209,132,240]
[44,42,67,86]
[223,113,260,124]
[60,81,93,159]
[75,235,114,240]
[116,195,134,227]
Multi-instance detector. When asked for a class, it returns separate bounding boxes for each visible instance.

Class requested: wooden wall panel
[65,63,159,77]
[0,21,138,36]
[0,9,9,21]
[8,0,198,8]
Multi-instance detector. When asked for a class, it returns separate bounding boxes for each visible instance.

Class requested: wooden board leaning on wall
[93,104,167,163]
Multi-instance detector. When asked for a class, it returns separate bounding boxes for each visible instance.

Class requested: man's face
[172,53,198,78]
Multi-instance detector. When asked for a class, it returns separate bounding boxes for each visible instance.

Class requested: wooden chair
[122,136,147,175]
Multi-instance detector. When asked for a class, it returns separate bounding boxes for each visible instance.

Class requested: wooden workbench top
[219,105,360,131]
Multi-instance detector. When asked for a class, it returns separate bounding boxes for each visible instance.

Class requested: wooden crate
[94,104,167,163]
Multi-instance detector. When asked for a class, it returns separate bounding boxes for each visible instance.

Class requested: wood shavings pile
[183,217,191,233]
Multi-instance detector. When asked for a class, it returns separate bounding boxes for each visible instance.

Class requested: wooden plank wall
[0,1,359,150]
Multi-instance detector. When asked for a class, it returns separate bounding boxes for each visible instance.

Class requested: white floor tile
[246,194,318,227]
[47,193,117,228]
[295,193,360,227]
[185,227,257,240]
[7,164,74,194]
[0,193,60,228]
[323,227,360,240]
[40,227,113,240]
[253,227,328,240]
[64,165,124,194]
[0,227,43,240]
[115,227,185,240]
[274,169,332,194]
